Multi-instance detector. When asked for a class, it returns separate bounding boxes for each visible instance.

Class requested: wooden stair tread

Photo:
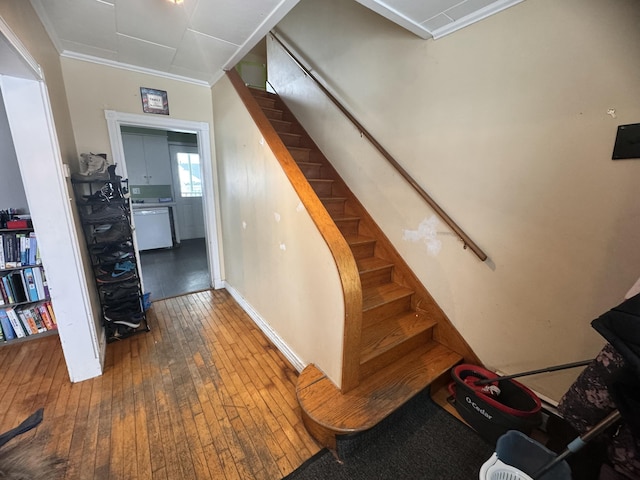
[270,118,293,131]
[356,256,394,274]
[248,88,275,98]
[279,131,302,139]
[360,311,437,363]
[344,234,376,246]
[262,106,283,114]
[362,282,414,312]
[288,146,312,153]
[332,214,360,222]
[297,342,463,434]
[319,196,347,203]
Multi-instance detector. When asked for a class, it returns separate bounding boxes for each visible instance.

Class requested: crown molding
[430,0,525,39]
[61,50,212,87]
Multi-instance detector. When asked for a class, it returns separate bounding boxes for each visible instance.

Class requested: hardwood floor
[139,238,210,300]
[0,289,321,479]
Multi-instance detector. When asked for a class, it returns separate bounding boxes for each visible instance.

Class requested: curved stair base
[297,342,463,450]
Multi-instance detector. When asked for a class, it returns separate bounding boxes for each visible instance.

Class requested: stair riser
[263,108,284,120]
[279,132,301,147]
[289,148,310,162]
[359,266,393,289]
[322,200,346,216]
[360,329,433,380]
[350,242,376,259]
[298,163,322,177]
[255,96,276,109]
[335,219,359,236]
[250,89,273,99]
[309,180,334,196]
[363,295,412,324]
[270,119,293,133]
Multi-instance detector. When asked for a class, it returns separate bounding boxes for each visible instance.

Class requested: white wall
[0,89,28,213]
[60,57,214,172]
[212,75,345,385]
[273,0,640,400]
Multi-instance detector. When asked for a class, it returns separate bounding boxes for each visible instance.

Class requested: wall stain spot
[402,215,442,256]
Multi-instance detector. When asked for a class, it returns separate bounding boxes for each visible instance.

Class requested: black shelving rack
[71,167,150,342]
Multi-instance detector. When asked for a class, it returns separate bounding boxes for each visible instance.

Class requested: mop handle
[474,359,593,386]
[531,409,622,479]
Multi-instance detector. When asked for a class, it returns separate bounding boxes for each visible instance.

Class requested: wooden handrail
[269,31,488,262]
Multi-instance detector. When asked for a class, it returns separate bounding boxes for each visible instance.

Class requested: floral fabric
[558,344,640,479]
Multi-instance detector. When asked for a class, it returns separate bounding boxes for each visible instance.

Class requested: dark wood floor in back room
[0,289,321,479]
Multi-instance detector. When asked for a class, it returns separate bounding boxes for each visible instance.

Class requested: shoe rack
[71,166,150,342]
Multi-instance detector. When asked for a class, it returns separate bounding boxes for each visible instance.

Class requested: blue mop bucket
[479,430,571,480]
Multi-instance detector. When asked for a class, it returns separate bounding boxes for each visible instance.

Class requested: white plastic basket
[478,431,572,480]
[479,453,533,480]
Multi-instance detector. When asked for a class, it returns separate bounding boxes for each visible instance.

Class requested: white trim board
[1,20,104,381]
[223,282,306,374]
[104,110,224,290]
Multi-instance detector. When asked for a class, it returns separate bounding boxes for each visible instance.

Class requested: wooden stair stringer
[297,343,463,449]
[226,71,364,391]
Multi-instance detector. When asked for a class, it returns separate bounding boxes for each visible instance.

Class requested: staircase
[246,85,478,450]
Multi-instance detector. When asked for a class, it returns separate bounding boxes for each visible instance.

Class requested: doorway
[130,133,209,300]
[105,110,223,300]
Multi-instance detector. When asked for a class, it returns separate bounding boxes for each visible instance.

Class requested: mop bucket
[479,430,571,480]
[449,364,542,444]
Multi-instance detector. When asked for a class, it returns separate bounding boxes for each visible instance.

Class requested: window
[176,152,202,197]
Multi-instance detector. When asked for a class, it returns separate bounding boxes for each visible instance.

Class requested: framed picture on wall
[140,87,169,115]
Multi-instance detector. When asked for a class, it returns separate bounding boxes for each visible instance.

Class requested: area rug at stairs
[283,388,494,480]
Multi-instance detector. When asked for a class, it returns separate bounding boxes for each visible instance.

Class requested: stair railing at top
[268,30,488,262]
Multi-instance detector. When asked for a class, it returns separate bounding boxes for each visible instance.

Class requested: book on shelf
[46,301,57,328]
[23,268,39,302]
[19,234,28,266]
[0,308,15,341]
[1,274,15,304]
[40,267,50,298]
[31,266,47,300]
[3,307,26,338]
[29,306,46,333]
[19,307,38,334]
[38,303,55,330]
[2,233,17,268]
[9,271,28,303]
[28,232,39,266]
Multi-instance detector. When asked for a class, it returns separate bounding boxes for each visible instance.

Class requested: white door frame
[0,18,103,381]
[105,110,223,289]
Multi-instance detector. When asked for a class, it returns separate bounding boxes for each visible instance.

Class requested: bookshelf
[71,166,150,342]
[0,227,59,344]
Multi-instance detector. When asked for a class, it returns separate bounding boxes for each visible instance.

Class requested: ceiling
[29,0,523,87]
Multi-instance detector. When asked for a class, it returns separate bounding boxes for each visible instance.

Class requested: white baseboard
[223,282,306,373]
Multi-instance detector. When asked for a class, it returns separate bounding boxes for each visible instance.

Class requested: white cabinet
[122,133,173,186]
